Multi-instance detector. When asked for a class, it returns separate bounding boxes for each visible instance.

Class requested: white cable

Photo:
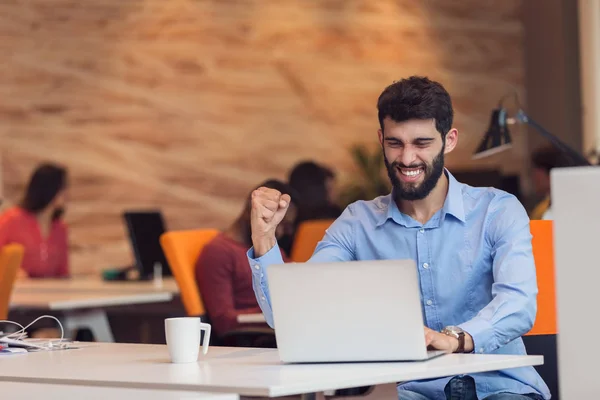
[0,320,26,339]
[0,315,65,349]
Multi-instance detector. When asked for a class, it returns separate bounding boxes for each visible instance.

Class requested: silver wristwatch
[441,326,465,353]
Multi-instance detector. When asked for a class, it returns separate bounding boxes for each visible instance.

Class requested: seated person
[0,163,69,278]
[288,160,342,222]
[280,161,342,254]
[248,77,550,399]
[529,146,574,220]
[195,179,298,338]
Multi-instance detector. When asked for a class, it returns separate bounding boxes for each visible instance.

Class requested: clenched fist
[250,187,291,257]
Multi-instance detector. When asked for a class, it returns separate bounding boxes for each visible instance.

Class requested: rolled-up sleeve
[459,194,538,353]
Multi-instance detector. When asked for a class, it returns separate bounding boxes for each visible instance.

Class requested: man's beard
[384,147,445,202]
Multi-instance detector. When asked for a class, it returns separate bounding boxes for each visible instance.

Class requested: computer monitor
[551,166,600,398]
[123,210,171,280]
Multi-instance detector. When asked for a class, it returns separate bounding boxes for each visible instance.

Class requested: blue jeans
[398,376,545,400]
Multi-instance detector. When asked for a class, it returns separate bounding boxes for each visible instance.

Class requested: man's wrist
[449,336,460,353]
[252,235,277,258]
[442,326,473,353]
[463,332,474,353]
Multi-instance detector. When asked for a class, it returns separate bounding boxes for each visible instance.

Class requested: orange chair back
[160,229,219,316]
[527,220,557,335]
[0,244,25,319]
[290,219,335,262]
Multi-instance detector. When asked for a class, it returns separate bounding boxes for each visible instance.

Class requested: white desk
[10,291,173,311]
[14,277,267,338]
[14,276,179,295]
[9,290,174,342]
[0,342,543,399]
[237,313,266,324]
[1,381,239,400]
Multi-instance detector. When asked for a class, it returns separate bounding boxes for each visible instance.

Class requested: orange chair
[160,229,274,346]
[0,244,25,320]
[523,220,559,399]
[527,220,556,336]
[159,229,219,317]
[290,219,335,262]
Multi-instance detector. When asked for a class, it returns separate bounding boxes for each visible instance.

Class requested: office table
[10,290,174,342]
[13,276,179,295]
[0,342,544,400]
[12,277,265,342]
[237,313,266,324]
[1,381,239,400]
[10,291,173,311]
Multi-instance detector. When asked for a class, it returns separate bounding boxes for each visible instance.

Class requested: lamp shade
[472,108,513,160]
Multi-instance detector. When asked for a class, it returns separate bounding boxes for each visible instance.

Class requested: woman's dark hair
[288,161,334,209]
[20,163,68,214]
[531,146,575,173]
[377,76,454,138]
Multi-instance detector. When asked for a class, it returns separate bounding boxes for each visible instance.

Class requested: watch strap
[442,326,465,353]
[455,330,465,353]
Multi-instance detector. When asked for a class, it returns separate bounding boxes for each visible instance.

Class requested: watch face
[445,326,463,334]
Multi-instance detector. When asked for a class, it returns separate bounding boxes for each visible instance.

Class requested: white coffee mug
[165,317,211,363]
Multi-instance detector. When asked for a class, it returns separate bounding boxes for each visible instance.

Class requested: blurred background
[0,0,597,276]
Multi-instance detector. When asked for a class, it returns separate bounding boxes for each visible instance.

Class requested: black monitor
[123,210,171,280]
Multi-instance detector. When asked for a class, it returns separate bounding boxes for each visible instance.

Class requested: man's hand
[424,327,458,353]
[250,187,291,257]
[424,327,474,353]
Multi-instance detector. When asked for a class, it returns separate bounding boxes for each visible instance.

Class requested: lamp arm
[515,110,591,166]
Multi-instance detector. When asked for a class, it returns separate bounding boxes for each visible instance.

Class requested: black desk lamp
[472,93,591,166]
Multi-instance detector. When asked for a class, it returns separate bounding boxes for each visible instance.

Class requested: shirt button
[254,265,260,270]
[419,229,425,234]
[423,263,429,269]
[261,296,266,301]
[426,300,433,306]
[479,348,484,353]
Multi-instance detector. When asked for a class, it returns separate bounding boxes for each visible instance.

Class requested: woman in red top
[0,163,69,278]
[195,179,298,341]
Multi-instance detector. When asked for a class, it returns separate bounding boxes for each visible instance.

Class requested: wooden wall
[0,0,526,274]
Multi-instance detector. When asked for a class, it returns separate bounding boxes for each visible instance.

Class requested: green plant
[338,144,391,207]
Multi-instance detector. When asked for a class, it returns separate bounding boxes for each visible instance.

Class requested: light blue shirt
[247,171,550,400]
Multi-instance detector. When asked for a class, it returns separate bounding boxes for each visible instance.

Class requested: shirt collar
[375,168,466,227]
[443,170,466,223]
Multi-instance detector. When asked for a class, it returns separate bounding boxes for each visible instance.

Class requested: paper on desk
[0,347,28,354]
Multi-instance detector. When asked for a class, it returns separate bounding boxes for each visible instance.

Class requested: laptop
[266,259,447,363]
[123,210,172,280]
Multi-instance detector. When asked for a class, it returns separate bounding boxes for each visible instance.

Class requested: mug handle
[199,322,211,355]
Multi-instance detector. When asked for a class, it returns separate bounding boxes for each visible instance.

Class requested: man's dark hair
[377,76,454,138]
[20,163,68,214]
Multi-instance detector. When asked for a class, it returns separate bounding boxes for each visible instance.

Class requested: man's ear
[378,128,384,146]
[444,128,458,154]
